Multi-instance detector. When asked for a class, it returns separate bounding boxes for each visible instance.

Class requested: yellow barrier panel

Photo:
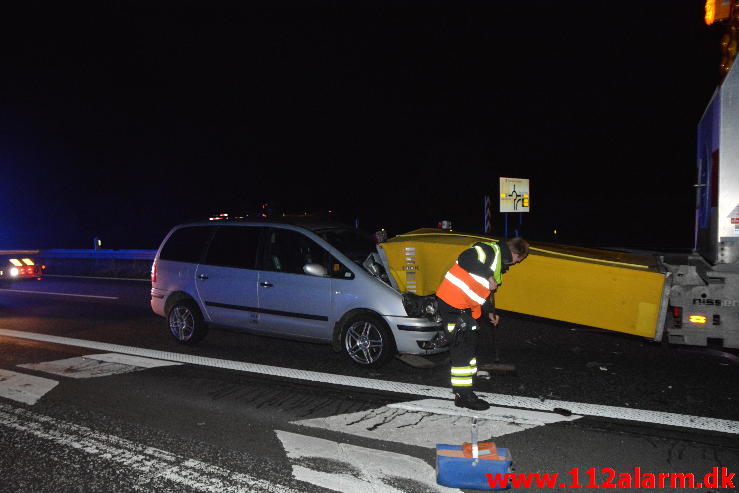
[380,229,666,339]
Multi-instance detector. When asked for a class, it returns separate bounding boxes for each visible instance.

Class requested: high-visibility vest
[436,242,502,319]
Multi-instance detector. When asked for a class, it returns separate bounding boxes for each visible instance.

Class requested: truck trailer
[662,51,739,349]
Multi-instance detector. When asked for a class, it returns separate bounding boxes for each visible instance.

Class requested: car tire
[340,312,396,368]
[167,300,208,345]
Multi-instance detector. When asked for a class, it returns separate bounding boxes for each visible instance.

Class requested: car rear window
[159,226,214,263]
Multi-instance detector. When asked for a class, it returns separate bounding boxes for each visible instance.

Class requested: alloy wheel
[344,320,384,365]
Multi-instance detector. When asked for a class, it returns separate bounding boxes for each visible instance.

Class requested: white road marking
[276,430,460,493]
[387,398,582,425]
[0,403,293,493]
[0,369,58,405]
[0,288,118,300]
[83,352,183,368]
[293,399,580,449]
[18,353,180,379]
[0,328,737,434]
[18,357,134,379]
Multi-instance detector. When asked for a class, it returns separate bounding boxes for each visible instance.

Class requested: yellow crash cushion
[379,229,665,339]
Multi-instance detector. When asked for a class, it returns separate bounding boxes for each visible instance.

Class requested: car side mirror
[303,263,327,277]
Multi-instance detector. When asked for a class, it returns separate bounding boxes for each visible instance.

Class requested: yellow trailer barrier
[379,229,667,339]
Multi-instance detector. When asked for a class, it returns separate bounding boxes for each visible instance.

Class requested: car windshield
[317,228,376,264]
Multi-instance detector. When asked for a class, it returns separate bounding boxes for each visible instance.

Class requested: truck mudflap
[379,229,668,340]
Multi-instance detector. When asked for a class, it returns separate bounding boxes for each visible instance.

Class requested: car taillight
[151,263,157,283]
[672,306,682,318]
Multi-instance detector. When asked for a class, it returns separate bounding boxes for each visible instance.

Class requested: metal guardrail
[31,249,157,279]
[39,249,156,260]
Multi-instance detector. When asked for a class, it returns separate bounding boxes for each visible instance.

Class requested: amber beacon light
[705,0,732,25]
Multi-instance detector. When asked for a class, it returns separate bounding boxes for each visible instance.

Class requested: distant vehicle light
[689,315,707,324]
[9,259,22,267]
[22,258,34,265]
[9,267,19,277]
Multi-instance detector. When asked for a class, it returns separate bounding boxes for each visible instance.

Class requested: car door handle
[259,281,273,288]
[197,274,209,280]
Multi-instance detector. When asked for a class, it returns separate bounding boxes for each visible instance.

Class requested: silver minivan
[150,219,446,367]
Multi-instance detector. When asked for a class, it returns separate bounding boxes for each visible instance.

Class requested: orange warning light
[705,0,732,25]
[689,315,707,324]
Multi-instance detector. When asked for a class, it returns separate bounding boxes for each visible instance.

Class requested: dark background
[0,1,725,250]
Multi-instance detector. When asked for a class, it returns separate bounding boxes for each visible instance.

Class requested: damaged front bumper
[386,315,447,355]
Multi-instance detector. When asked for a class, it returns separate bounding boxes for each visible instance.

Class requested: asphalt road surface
[0,276,737,492]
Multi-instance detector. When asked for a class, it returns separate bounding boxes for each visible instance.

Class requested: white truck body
[661,60,739,349]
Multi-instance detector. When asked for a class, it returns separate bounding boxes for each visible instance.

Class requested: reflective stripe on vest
[436,262,491,317]
[482,242,503,285]
[474,245,486,263]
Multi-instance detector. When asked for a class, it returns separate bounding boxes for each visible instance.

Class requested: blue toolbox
[436,442,512,490]
[435,418,512,490]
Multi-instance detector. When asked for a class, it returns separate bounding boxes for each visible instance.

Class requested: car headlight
[10,267,19,277]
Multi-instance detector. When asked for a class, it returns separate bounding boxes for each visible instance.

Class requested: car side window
[204,226,262,269]
[159,226,214,263]
[327,257,355,279]
[263,228,352,278]
[263,229,318,274]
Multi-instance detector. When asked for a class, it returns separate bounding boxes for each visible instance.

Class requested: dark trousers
[438,300,479,395]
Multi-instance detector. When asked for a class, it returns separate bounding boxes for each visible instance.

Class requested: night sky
[0,2,725,251]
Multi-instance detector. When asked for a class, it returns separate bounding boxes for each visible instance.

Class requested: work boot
[454,391,490,411]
